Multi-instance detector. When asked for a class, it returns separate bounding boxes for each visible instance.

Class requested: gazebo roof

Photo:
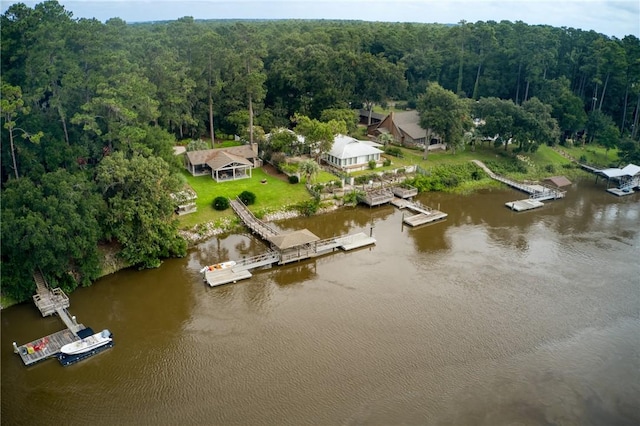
[267,229,320,250]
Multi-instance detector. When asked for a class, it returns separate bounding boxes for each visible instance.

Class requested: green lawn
[560,145,619,167]
[178,168,313,229]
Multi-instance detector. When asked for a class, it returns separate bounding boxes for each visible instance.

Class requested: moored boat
[60,329,113,355]
[199,261,236,274]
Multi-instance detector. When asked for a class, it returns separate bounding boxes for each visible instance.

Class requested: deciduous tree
[417,82,472,155]
[95,152,186,268]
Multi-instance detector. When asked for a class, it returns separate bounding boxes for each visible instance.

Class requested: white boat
[60,329,113,355]
[199,261,236,274]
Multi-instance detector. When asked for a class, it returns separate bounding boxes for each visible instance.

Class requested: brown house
[184,144,262,182]
[368,111,444,150]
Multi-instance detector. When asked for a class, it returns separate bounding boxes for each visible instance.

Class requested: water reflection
[2,179,638,425]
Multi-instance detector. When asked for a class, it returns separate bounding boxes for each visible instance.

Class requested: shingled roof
[186,145,256,169]
[392,111,427,140]
[267,229,320,250]
[543,176,572,187]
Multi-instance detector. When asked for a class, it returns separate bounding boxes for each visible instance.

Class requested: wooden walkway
[230,198,278,240]
[13,271,87,366]
[471,160,566,201]
[203,199,376,287]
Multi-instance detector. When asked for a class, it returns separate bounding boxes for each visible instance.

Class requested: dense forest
[2,0,639,301]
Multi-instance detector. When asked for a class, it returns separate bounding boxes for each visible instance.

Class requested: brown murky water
[2,179,639,425]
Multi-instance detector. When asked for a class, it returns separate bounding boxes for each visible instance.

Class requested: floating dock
[13,271,111,367]
[607,187,636,197]
[14,328,81,366]
[505,199,545,212]
[392,197,448,227]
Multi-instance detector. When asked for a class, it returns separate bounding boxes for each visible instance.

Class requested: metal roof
[327,135,384,159]
[599,163,640,178]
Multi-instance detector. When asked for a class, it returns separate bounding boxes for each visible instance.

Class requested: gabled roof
[392,111,427,140]
[186,145,256,167]
[206,151,252,170]
[327,135,384,160]
[359,108,386,121]
[268,229,320,250]
[543,176,572,187]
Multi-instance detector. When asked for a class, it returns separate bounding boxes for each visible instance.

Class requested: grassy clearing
[178,168,313,229]
[560,145,620,167]
[177,142,613,229]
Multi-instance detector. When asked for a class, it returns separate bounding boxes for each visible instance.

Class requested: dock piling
[13,342,18,353]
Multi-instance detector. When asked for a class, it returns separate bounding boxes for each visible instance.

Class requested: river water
[2,179,639,425]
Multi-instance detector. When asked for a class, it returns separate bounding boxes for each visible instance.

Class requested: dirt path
[262,163,289,182]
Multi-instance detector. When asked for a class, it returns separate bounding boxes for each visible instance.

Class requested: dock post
[72,315,77,326]
[13,342,18,353]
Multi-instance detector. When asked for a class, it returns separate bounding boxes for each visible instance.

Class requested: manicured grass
[178,168,313,229]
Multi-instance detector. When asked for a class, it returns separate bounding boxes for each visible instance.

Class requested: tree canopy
[1,0,639,300]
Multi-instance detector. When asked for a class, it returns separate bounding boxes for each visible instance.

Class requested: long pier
[472,160,566,201]
[14,271,87,366]
[204,199,376,287]
[472,160,566,211]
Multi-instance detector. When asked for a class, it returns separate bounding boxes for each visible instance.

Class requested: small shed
[543,176,572,188]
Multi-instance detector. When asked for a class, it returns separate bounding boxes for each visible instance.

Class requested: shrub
[383,158,391,167]
[296,199,320,216]
[288,175,299,184]
[385,147,403,158]
[368,160,377,170]
[213,196,229,211]
[238,190,256,205]
[544,164,556,173]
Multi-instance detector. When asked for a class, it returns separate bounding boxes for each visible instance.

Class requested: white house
[322,135,384,172]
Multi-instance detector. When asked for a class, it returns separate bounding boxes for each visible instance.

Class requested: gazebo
[267,229,321,263]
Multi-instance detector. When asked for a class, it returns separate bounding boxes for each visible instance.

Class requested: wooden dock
[358,188,394,206]
[607,187,636,196]
[13,271,92,366]
[506,199,545,212]
[392,197,448,227]
[391,185,418,199]
[14,328,81,366]
[471,160,566,201]
[203,200,377,287]
[204,233,377,287]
